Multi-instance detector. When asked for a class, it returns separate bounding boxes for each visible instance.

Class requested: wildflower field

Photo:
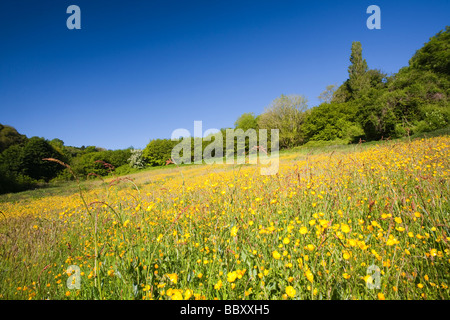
[0,136,449,300]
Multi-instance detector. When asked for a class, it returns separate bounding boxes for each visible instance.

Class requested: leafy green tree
[409,26,450,75]
[332,79,352,103]
[71,149,132,177]
[143,139,177,166]
[348,41,370,98]
[106,149,132,168]
[257,94,308,149]
[234,113,259,130]
[302,102,363,143]
[368,27,450,137]
[0,124,27,153]
[0,144,24,174]
[21,137,66,182]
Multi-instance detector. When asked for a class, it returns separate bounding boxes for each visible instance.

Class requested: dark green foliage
[302,102,363,143]
[0,124,133,193]
[0,144,37,193]
[72,149,132,177]
[143,139,178,167]
[21,137,67,181]
[409,26,450,75]
[371,27,450,137]
[0,144,24,174]
[0,124,27,153]
[348,41,370,98]
[0,136,66,193]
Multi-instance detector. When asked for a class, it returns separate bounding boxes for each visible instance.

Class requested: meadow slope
[0,135,449,300]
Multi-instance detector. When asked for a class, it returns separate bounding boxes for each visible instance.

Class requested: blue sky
[1,0,449,150]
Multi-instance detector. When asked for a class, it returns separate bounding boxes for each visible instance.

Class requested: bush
[143,139,177,167]
[393,123,408,138]
[21,137,66,182]
[114,164,140,176]
[302,102,361,143]
[128,149,146,169]
[71,149,132,178]
[420,105,449,131]
[50,168,76,182]
[0,170,37,194]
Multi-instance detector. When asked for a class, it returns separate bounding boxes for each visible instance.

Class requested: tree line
[0,128,134,194]
[140,26,449,162]
[1,26,448,194]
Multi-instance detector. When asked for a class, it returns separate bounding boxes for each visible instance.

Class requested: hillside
[1,133,449,300]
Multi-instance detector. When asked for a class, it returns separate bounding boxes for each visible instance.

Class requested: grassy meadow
[0,133,449,300]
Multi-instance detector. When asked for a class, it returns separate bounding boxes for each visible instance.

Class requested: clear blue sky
[1,0,449,150]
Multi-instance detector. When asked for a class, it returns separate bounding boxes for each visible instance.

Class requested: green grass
[1,126,448,204]
[0,131,449,300]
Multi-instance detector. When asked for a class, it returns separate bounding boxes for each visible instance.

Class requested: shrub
[143,139,177,167]
[128,149,146,169]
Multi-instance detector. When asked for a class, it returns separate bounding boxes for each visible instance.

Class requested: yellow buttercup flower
[214,280,223,290]
[230,226,239,237]
[285,286,296,298]
[171,290,183,300]
[166,273,178,284]
[341,224,351,233]
[342,250,351,260]
[272,250,281,260]
[227,271,238,283]
[184,289,193,300]
[305,270,314,283]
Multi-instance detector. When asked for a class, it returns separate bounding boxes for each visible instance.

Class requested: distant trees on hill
[0,127,133,194]
[0,136,66,193]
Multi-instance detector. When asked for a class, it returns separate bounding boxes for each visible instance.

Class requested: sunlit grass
[0,135,449,300]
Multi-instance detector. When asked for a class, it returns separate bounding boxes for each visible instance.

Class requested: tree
[234,113,259,130]
[302,102,363,143]
[143,139,177,166]
[71,149,132,177]
[257,94,308,149]
[318,85,337,104]
[348,41,370,98]
[409,26,450,75]
[331,80,352,103]
[128,149,146,169]
[21,137,66,182]
[0,124,27,153]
